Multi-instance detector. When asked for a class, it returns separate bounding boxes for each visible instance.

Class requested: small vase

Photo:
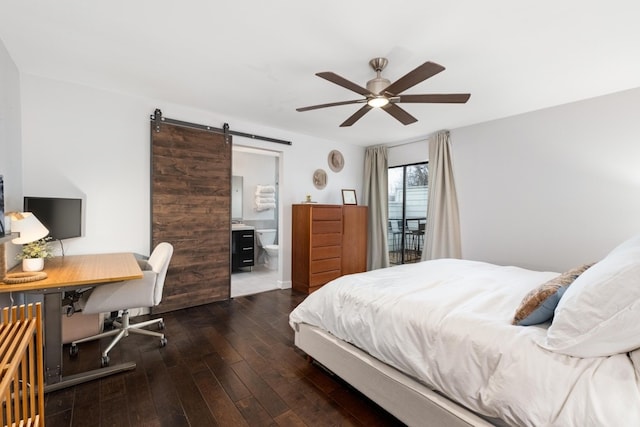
[23,258,44,272]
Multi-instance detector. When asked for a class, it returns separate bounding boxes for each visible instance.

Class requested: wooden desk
[0,253,143,392]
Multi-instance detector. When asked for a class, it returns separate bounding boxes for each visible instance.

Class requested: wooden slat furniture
[0,303,44,427]
[292,204,368,294]
[0,253,143,392]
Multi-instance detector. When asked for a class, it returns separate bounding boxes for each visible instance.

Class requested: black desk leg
[42,291,136,393]
[43,292,63,385]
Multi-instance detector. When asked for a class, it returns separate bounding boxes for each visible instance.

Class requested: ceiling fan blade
[383,61,445,96]
[381,103,418,125]
[317,72,372,96]
[340,105,373,127]
[296,99,366,112]
[398,93,471,103]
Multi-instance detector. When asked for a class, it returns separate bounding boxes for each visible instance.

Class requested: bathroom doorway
[231,145,281,297]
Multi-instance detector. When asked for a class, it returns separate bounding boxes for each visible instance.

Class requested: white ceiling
[1,0,639,146]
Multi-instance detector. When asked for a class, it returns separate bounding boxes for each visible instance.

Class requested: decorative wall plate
[328,150,344,172]
[313,169,327,189]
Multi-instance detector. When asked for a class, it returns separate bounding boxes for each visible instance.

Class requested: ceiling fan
[296,58,471,127]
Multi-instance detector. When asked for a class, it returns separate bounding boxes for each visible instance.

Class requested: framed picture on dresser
[341,189,357,205]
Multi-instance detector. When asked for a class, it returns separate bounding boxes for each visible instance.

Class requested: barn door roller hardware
[150,109,292,146]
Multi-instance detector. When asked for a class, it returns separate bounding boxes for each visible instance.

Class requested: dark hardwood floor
[45,289,405,426]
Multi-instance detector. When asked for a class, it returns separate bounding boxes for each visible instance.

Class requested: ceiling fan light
[367,96,389,108]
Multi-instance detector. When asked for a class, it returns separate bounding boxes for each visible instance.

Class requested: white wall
[388,139,428,167]
[0,37,22,264]
[452,87,640,271]
[18,73,366,287]
[0,39,22,214]
[0,38,22,307]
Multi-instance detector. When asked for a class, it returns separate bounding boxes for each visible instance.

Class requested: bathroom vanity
[232,225,255,270]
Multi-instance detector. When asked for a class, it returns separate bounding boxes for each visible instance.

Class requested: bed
[289,235,640,426]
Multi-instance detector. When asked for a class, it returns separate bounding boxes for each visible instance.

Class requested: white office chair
[70,242,174,367]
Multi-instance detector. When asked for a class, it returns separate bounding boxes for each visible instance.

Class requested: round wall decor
[313,169,327,189]
[328,150,344,172]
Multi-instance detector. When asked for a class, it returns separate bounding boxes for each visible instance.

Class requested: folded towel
[256,185,275,194]
[255,202,276,212]
[256,196,276,204]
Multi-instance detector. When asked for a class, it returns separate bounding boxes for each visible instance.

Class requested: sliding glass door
[388,163,428,264]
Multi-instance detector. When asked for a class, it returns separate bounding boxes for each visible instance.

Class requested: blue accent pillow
[512,264,591,326]
[516,286,568,326]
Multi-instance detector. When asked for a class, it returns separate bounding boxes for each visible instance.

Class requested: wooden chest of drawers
[292,204,367,294]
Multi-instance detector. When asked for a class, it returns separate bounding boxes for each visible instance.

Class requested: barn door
[150,112,231,313]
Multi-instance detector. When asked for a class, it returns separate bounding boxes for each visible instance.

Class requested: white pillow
[543,234,640,357]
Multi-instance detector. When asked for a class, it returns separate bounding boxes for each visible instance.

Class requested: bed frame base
[295,323,500,427]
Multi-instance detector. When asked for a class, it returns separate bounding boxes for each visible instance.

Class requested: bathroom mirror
[232,175,243,221]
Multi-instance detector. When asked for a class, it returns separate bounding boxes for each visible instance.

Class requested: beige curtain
[422,130,462,260]
[363,145,390,269]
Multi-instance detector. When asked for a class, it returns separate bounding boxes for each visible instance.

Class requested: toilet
[256,229,279,270]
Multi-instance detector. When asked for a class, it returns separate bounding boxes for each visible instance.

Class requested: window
[388,162,428,264]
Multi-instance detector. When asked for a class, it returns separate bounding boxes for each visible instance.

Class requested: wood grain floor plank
[330,385,406,426]
[203,351,252,402]
[235,396,277,427]
[231,360,289,418]
[141,350,191,427]
[124,368,160,426]
[191,366,250,426]
[274,409,308,426]
[45,290,404,427]
[70,403,100,427]
[44,409,72,427]
[100,395,131,427]
[167,362,219,426]
[282,376,361,426]
[45,386,74,417]
[200,325,244,363]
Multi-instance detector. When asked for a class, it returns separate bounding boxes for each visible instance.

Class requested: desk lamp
[11,212,49,244]
[1,212,49,284]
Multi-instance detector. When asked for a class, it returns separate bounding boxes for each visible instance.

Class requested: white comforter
[289,259,640,426]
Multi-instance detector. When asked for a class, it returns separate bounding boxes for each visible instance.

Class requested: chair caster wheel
[158,320,165,330]
[69,344,78,357]
[160,337,167,347]
[101,356,110,367]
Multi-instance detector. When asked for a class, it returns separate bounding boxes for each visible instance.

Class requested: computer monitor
[23,196,82,240]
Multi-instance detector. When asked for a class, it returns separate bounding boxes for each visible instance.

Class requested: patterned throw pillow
[512,264,592,326]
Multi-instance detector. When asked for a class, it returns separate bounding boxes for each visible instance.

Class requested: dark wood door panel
[151,121,231,313]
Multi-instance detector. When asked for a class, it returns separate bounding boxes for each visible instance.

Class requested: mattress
[289,258,640,426]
